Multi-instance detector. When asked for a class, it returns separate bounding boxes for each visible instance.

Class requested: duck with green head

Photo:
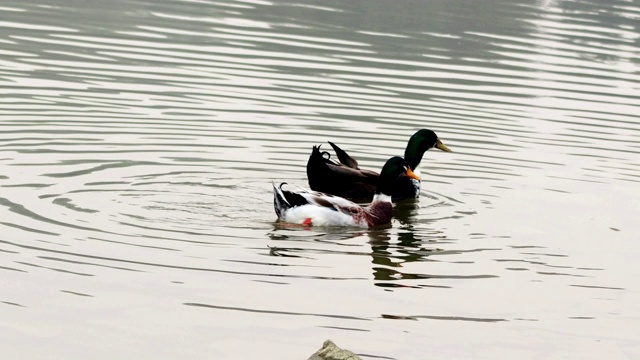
[306,129,451,201]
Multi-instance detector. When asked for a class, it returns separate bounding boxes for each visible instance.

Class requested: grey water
[1,0,639,358]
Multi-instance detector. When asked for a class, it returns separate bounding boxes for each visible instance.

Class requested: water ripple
[0,0,638,358]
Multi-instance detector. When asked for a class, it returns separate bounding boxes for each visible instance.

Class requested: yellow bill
[435,139,452,152]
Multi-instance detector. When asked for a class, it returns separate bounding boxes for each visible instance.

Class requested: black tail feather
[307,144,335,190]
[273,182,288,219]
[273,182,310,219]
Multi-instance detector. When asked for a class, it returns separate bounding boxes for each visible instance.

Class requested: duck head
[376,156,420,198]
[404,129,452,170]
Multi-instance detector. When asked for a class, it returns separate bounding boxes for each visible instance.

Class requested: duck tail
[307,144,332,190]
[273,182,291,219]
[308,145,324,165]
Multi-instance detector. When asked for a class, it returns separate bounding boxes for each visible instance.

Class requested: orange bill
[406,167,421,180]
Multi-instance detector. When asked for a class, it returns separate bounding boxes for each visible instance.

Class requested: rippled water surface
[1,0,639,358]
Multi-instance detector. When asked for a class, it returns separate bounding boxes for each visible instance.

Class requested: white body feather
[274,185,378,227]
[282,205,366,227]
[411,169,421,197]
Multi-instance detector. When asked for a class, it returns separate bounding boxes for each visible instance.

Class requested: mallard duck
[274,156,419,228]
[306,129,451,201]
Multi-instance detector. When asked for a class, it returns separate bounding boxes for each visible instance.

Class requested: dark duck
[306,129,452,201]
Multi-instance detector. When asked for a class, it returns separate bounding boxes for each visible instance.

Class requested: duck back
[306,145,378,199]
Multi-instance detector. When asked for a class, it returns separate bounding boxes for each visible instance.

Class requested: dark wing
[323,162,378,181]
[328,141,359,169]
[307,143,379,199]
[279,183,310,207]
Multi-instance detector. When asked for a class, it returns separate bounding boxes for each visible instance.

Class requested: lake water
[1,0,639,358]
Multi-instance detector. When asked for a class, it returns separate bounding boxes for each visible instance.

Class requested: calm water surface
[1,0,639,358]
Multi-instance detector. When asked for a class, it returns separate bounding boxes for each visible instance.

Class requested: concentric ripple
[0,0,638,359]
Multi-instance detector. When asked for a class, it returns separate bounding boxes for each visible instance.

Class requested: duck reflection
[266,199,448,286]
[268,223,366,243]
[368,199,446,284]
[266,223,368,259]
[393,197,421,226]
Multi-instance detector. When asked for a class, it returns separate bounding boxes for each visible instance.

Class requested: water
[1,0,639,358]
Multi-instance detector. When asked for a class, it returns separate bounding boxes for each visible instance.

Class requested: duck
[273,156,419,228]
[306,129,452,201]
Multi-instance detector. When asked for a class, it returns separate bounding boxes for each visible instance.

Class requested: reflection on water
[1,0,639,358]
